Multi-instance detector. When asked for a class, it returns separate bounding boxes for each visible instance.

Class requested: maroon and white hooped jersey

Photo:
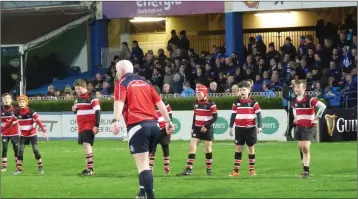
[193,100,217,127]
[156,103,172,130]
[1,105,19,136]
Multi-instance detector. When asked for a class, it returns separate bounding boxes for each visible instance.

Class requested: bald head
[116,60,134,75]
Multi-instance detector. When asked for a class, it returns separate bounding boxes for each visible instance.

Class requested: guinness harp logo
[325,114,337,136]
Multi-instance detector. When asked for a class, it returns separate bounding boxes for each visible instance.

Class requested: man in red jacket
[112,60,174,199]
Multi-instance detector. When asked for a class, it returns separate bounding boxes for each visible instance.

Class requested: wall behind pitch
[27,24,89,73]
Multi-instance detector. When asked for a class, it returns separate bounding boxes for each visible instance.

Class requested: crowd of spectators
[38,16,357,108]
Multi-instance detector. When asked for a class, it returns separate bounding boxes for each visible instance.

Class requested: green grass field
[1,140,357,198]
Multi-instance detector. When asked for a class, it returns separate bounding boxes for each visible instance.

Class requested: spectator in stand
[281,37,297,58]
[262,84,275,98]
[195,67,208,86]
[262,71,270,85]
[351,35,357,49]
[255,35,266,56]
[157,48,167,65]
[328,60,341,80]
[312,82,323,98]
[316,43,323,54]
[233,67,244,83]
[95,90,103,99]
[314,53,322,69]
[64,84,73,95]
[343,73,357,108]
[162,83,172,94]
[167,30,181,53]
[93,73,103,89]
[151,68,163,88]
[172,73,183,94]
[224,57,237,76]
[305,35,316,52]
[180,81,195,97]
[255,57,265,76]
[131,40,144,60]
[163,66,174,86]
[224,75,235,93]
[47,85,56,97]
[64,92,72,100]
[324,80,342,108]
[322,38,334,66]
[179,30,190,52]
[231,84,239,96]
[120,42,131,60]
[101,81,113,95]
[209,81,218,93]
[247,36,256,55]
[267,42,280,60]
[54,90,61,98]
[253,75,264,92]
[298,36,306,55]
[87,82,94,95]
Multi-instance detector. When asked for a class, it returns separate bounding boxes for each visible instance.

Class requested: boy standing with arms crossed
[229,81,262,177]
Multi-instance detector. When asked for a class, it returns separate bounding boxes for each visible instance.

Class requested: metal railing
[343,90,357,108]
[27,91,318,101]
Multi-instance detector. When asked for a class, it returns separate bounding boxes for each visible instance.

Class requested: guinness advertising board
[320,109,357,142]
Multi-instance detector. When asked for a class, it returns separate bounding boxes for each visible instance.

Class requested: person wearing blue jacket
[180,81,195,97]
[323,85,342,108]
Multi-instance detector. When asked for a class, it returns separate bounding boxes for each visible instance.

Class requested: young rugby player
[176,85,217,176]
[3,95,48,175]
[1,93,19,172]
[149,100,173,174]
[229,81,262,177]
[72,79,101,176]
[291,80,326,178]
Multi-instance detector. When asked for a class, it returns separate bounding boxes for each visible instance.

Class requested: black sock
[149,155,155,170]
[248,154,256,171]
[17,156,23,171]
[139,170,155,199]
[205,152,212,170]
[138,174,145,195]
[186,153,196,170]
[234,152,242,173]
[303,166,309,173]
[2,160,7,168]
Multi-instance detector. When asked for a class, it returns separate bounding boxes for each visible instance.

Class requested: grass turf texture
[1,140,356,198]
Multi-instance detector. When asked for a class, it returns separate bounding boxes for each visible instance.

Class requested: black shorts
[294,126,316,141]
[192,126,214,141]
[235,127,257,146]
[157,129,171,145]
[78,130,95,146]
[19,135,37,146]
[2,135,19,146]
[127,121,161,155]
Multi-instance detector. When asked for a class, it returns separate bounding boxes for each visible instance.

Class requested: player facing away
[3,95,49,175]
[176,85,218,176]
[149,100,173,174]
[1,93,19,172]
[72,79,101,176]
[229,81,262,177]
[111,60,174,199]
[291,80,326,178]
